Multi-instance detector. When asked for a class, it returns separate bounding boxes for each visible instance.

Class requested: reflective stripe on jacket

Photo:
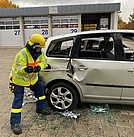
[10,47,46,86]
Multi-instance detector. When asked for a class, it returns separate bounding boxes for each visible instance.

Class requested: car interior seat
[99,40,105,57]
[85,41,92,50]
[99,40,105,51]
[103,41,114,59]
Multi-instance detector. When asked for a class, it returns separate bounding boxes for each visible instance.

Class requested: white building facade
[0,3,120,47]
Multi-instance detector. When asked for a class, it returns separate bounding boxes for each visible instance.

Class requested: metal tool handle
[41,69,69,72]
[127,69,134,73]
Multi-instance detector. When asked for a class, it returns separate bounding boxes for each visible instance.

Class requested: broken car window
[47,38,74,58]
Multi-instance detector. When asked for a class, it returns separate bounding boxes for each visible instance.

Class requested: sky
[11,0,134,22]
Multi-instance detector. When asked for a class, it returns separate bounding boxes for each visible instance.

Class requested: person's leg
[30,80,50,115]
[10,85,24,134]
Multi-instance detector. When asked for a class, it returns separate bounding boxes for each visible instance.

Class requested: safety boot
[36,108,51,115]
[11,124,22,134]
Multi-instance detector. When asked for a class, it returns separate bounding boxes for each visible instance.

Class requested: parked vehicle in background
[39,30,134,111]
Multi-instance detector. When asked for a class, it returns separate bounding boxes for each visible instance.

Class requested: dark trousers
[10,80,46,125]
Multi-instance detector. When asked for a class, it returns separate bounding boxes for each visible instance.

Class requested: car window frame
[46,36,75,58]
[119,33,134,61]
[71,32,125,61]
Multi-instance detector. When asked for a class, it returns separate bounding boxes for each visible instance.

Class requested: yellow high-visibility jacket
[10,47,46,86]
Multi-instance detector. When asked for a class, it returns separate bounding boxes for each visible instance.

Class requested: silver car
[39,30,134,111]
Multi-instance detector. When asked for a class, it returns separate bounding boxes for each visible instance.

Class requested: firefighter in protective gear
[9,34,51,135]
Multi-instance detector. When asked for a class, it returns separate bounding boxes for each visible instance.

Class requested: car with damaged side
[39,30,134,112]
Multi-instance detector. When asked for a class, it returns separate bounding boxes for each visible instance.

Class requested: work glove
[45,64,51,69]
[24,66,34,73]
[9,78,14,93]
[33,65,41,73]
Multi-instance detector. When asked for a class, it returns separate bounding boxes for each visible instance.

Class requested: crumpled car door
[70,58,122,100]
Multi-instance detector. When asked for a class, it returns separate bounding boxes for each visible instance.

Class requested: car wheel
[47,82,78,111]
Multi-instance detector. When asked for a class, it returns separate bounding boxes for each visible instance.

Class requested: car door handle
[127,69,134,73]
[77,65,88,71]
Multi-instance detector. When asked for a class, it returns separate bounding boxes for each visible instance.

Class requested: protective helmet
[28,34,45,48]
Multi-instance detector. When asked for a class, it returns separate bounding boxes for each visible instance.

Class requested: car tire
[46,82,78,111]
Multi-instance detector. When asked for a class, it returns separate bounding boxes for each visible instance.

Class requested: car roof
[44,29,134,53]
[46,29,134,41]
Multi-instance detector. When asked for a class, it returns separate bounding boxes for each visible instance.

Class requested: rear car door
[70,33,123,101]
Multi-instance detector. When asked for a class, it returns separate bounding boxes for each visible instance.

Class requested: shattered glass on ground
[90,103,110,113]
[58,111,80,119]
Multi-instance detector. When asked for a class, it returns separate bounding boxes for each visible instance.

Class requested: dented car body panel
[71,59,122,100]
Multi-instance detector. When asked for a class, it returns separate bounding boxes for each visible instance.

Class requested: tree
[0,0,19,8]
[129,14,134,22]
[118,15,127,29]
[118,8,134,30]
[127,8,134,29]
[129,9,134,22]
[118,15,124,29]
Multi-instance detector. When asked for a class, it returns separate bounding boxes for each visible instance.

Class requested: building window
[24,16,48,29]
[0,17,20,30]
[52,15,78,28]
